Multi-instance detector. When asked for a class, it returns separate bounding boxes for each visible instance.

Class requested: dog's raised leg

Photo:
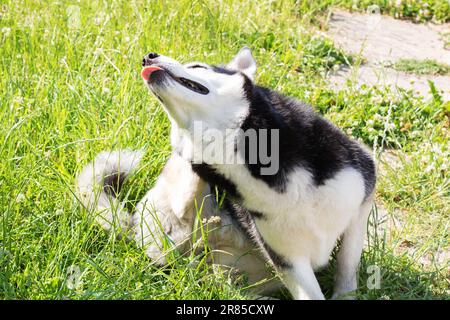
[332,199,373,299]
[133,152,206,264]
[282,260,325,300]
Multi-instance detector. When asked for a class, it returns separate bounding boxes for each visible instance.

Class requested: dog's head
[141,47,256,129]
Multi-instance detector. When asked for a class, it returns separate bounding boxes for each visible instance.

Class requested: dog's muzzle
[140,52,210,94]
[142,52,159,67]
[141,52,164,82]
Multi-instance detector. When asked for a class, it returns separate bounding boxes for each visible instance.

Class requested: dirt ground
[326,10,450,101]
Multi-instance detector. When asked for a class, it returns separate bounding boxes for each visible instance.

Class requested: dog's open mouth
[141,66,209,95]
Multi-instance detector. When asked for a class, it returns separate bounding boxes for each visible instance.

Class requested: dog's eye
[188,64,207,69]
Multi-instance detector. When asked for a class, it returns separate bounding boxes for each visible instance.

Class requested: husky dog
[76,154,278,294]
[138,48,376,300]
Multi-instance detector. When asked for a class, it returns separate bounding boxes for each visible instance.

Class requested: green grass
[1,0,449,300]
[391,59,450,76]
[291,0,450,24]
[341,0,450,23]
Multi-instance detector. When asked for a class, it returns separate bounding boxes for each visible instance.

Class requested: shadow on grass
[314,248,449,300]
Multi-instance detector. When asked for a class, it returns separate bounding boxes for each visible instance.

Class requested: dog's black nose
[142,52,159,67]
[147,52,159,59]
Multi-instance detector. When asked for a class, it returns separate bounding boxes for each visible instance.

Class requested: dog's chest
[216,163,312,214]
[210,163,366,266]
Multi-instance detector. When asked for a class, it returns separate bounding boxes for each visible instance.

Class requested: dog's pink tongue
[141,66,163,81]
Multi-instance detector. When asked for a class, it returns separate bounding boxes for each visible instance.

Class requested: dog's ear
[227,46,256,80]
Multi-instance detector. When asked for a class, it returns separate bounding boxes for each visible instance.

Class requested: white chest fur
[214,162,366,269]
[175,125,366,269]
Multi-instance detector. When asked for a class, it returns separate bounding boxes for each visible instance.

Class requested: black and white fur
[76,48,376,299]
[140,47,376,299]
[77,150,279,294]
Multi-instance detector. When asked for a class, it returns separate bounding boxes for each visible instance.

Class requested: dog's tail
[76,150,143,232]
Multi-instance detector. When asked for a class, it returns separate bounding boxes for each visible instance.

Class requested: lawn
[0,0,448,299]
[392,59,450,76]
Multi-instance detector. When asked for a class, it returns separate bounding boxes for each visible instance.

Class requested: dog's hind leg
[281,260,325,300]
[332,197,373,299]
[133,152,206,264]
